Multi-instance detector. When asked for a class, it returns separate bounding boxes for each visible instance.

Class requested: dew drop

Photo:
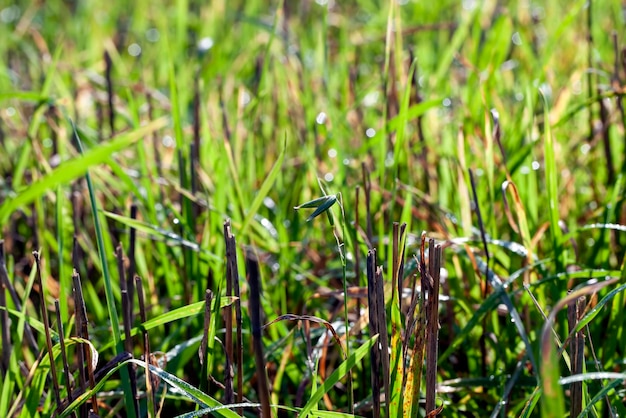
[197,37,214,53]
[128,43,142,57]
[146,28,160,42]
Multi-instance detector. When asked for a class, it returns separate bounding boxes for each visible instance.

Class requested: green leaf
[239,136,287,236]
[99,297,237,352]
[295,194,337,222]
[0,117,167,225]
[299,335,378,417]
[101,210,220,261]
[59,358,241,418]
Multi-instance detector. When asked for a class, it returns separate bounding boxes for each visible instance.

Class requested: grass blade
[299,335,378,418]
[0,117,167,225]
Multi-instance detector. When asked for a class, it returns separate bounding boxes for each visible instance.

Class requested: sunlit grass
[1,0,625,417]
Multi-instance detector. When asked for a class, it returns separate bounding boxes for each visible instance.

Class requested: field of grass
[1,0,626,416]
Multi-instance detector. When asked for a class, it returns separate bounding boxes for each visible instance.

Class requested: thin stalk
[33,251,62,410]
[136,275,156,417]
[246,253,272,418]
[71,120,136,417]
[55,299,76,418]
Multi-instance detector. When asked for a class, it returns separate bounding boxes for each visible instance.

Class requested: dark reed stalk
[146,92,164,182]
[219,84,232,143]
[95,100,104,142]
[71,235,80,278]
[425,241,442,414]
[0,115,5,148]
[375,266,390,416]
[598,88,615,185]
[362,163,373,244]
[491,109,507,166]
[586,0,594,145]
[199,289,213,395]
[127,204,137,325]
[46,104,58,157]
[224,220,243,412]
[135,275,156,414]
[71,269,88,417]
[354,187,361,287]
[253,55,263,97]
[33,251,62,409]
[612,34,626,176]
[469,168,489,377]
[568,295,585,417]
[246,253,272,418]
[30,203,40,252]
[223,222,235,405]
[116,244,139,415]
[409,48,430,194]
[72,269,98,416]
[54,299,76,418]
[0,241,10,375]
[71,189,82,241]
[116,245,130,344]
[1,240,38,353]
[353,186,364,402]
[403,233,428,417]
[104,50,115,137]
[366,249,381,418]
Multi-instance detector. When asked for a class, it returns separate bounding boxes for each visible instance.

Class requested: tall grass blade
[540,92,563,272]
[0,117,167,225]
[71,120,136,417]
[240,137,286,235]
[33,251,62,409]
[247,253,272,418]
[299,335,378,418]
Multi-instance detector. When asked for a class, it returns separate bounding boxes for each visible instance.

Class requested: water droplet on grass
[1,6,20,23]
[197,37,214,53]
[263,197,276,210]
[128,43,142,57]
[362,91,379,107]
[146,28,160,42]
[162,135,174,148]
[580,143,590,155]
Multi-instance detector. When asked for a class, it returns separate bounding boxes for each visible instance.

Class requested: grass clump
[1,0,626,417]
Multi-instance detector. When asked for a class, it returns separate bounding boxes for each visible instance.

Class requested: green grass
[1,0,626,416]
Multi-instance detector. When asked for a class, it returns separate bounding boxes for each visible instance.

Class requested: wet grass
[1,0,626,417]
